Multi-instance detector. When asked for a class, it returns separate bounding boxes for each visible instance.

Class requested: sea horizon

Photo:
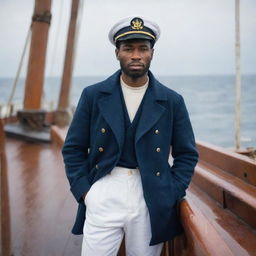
[1,73,256,80]
[0,74,255,149]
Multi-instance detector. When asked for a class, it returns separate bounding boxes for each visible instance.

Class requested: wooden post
[57,0,80,110]
[235,0,241,150]
[0,121,11,255]
[23,0,52,110]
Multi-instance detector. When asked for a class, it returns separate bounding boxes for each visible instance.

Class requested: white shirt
[120,77,149,122]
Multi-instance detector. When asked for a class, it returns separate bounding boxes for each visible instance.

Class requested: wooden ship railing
[0,121,11,256]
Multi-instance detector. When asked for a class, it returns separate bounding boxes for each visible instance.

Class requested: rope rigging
[6,25,32,117]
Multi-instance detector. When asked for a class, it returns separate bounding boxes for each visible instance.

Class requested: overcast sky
[0,0,255,77]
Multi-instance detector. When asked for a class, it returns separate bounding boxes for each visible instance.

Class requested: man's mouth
[129,63,144,69]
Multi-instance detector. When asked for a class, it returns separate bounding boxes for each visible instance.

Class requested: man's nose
[131,49,141,60]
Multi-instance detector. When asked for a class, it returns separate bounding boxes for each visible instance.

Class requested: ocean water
[0,74,255,149]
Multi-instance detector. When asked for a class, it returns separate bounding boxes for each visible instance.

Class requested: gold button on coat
[101,128,106,133]
[156,172,161,176]
[155,129,159,134]
[156,147,161,152]
[98,147,104,152]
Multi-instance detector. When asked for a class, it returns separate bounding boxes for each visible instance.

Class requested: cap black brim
[116,33,154,42]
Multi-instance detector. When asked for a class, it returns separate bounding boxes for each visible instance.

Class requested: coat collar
[97,70,167,148]
[99,70,167,101]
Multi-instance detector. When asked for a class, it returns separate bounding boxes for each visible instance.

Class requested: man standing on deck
[62,16,198,256]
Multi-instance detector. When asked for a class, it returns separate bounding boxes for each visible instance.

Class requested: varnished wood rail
[183,140,256,255]
[51,125,68,146]
[0,120,11,256]
[194,141,256,228]
[196,140,256,186]
[179,198,234,256]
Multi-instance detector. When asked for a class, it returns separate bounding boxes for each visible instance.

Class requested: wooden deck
[1,126,256,255]
[5,137,82,256]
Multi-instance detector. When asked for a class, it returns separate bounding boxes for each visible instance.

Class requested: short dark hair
[115,39,155,49]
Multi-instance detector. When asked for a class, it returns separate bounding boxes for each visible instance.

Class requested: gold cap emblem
[131,17,144,30]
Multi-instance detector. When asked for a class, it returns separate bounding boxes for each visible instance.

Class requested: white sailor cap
[108,16,160,46]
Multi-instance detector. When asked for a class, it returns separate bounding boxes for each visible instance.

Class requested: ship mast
[235,0,241,150]
[55,0,81,126]
[23,0,52,109]
[15,0,52,132]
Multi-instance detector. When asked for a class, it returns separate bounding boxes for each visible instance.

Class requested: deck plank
[6,138,82,256]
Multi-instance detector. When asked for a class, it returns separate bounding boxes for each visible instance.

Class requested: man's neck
[121,72,148,87]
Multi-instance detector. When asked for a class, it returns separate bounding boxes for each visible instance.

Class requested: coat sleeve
[170,95,198,197]
[62,88,91,203]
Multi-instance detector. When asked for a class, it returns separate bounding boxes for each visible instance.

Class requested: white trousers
[81,167,163,256]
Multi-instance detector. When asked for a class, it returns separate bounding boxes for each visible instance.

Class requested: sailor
[62,16,198,256]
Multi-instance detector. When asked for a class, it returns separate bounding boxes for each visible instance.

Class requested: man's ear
[151,48,154,60]
[115,48,119,60]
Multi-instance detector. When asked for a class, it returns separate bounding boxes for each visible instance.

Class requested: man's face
[115,39,154,79]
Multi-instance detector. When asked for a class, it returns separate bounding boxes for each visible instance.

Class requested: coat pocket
[170,174,186,201]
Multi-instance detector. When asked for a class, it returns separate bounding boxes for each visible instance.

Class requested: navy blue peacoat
[62,70,198,245]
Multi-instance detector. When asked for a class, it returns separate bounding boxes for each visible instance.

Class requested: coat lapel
[97,70,167,148]
[97,71,125,150]
[135,72,167,144]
